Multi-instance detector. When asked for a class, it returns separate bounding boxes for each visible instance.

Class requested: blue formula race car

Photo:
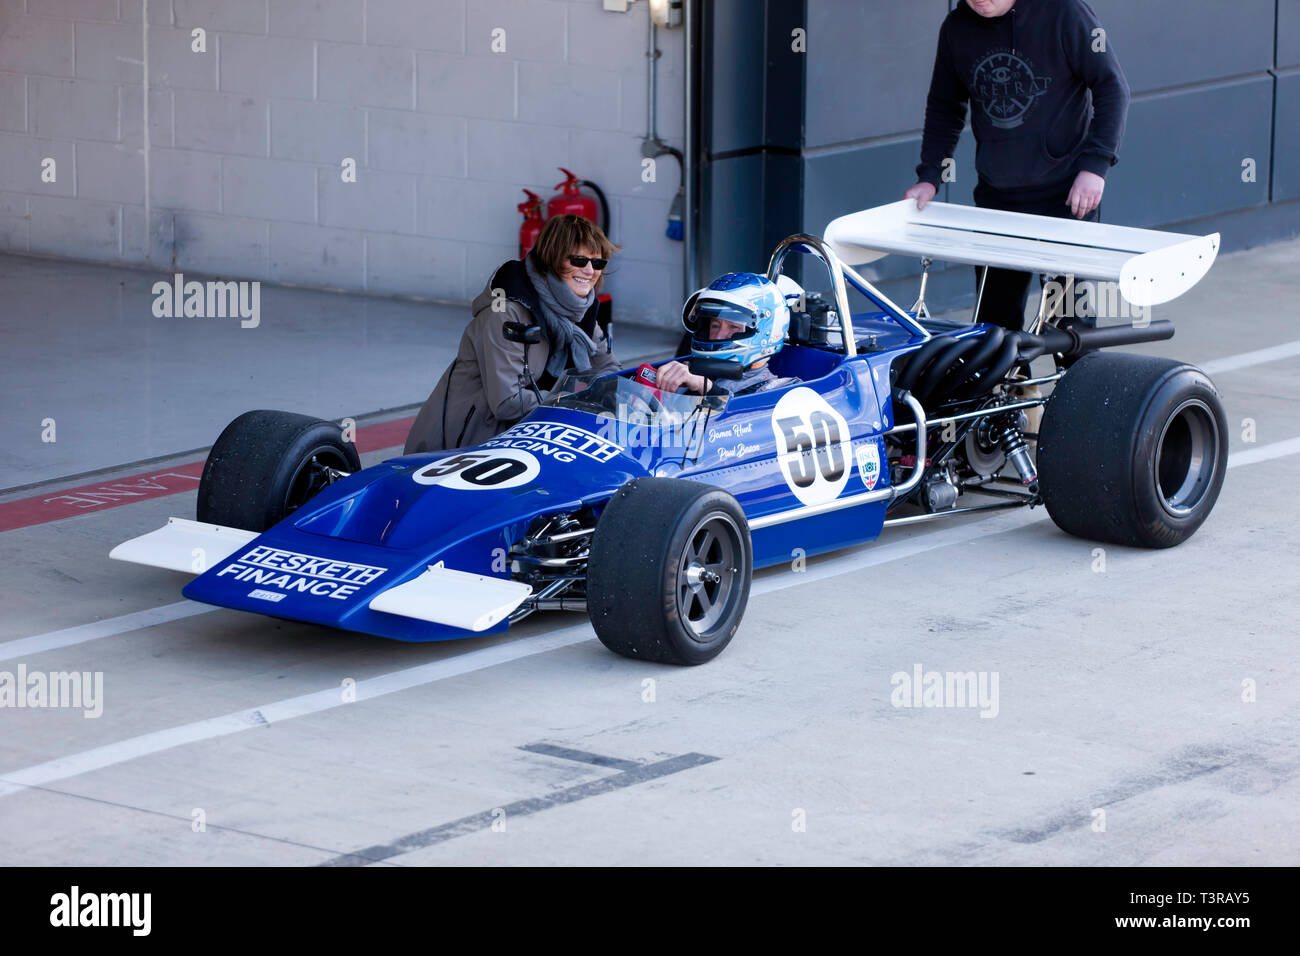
[113,202,1229,664]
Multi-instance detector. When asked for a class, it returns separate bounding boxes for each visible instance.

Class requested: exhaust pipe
[1019,320,1175,361]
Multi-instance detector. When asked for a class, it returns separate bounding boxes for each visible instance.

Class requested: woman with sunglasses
[404,214,620,453]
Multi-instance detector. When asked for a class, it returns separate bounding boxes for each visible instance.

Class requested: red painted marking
[0,415,416,533]
[353,416,415,454]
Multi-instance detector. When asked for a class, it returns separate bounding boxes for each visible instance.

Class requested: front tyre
[1037,352,1228,548]
[197,410,360,532]
[588,478,753,665]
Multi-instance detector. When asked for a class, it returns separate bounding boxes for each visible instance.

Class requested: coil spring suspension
[993,417,1038,492]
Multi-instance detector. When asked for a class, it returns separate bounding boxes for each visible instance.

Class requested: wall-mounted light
[648,0,683,28]
[602,0,683,28]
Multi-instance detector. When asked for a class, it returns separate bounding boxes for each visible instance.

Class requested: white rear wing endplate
[824,200,1219,307]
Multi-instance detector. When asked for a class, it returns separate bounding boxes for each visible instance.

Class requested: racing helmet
[681,272,801,370]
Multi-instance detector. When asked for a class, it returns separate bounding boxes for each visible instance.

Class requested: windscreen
[545,370,727,426]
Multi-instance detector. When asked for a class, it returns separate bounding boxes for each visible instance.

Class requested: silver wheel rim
[1154,398,1219,517]
[676,513,742,643]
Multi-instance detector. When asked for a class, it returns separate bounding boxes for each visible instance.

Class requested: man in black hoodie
[903,0,1130,331]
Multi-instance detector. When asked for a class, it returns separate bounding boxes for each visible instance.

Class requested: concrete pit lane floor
[1,242,1298,866]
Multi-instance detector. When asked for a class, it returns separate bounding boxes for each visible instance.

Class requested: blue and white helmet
[682,272,802,370]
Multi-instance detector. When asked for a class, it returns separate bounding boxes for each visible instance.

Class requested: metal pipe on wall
[647,17,658,143]
[640,2,690,308]
[683,0,698,301]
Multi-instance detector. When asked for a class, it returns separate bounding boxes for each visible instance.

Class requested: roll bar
[765,234,931,355]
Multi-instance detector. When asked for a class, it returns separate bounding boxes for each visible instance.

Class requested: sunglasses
[567,255,608,271]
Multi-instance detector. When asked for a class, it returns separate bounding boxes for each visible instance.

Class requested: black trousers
[971,182,1101,332]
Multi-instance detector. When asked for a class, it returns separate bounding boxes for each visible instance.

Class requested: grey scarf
[525,252,599,379]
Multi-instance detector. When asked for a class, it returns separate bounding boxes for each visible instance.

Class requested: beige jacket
[404,270,618,454]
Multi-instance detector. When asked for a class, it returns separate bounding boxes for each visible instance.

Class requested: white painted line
[1200,339,1300,376]
[0,625,596,799]
[0,601,211,664]
[1227,436,1300,470]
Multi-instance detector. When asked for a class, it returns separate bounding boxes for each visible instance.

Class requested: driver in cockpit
[656,272,800,396]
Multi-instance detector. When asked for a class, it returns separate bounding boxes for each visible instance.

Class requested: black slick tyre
[587,477,752,665]
[1037,352,1227,548]
[197,410,360,532]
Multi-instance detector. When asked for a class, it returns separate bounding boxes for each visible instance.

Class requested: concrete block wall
[0,0,687,326]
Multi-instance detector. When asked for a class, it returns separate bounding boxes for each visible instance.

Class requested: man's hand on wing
[1068,171,1105,219]
[904,181,939,210]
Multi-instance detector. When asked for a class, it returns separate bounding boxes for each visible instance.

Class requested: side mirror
[503,321,543,345]
[689,356,744,380]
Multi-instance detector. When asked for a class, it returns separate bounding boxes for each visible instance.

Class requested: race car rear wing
[824,200,1220,307]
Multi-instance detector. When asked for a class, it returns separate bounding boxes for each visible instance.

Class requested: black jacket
[916,0,1130,197]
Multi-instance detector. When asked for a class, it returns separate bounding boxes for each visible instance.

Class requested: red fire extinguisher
[517,189,544,259]
[546,168,610,235]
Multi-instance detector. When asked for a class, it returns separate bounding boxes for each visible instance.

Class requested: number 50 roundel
[770,387,852,506]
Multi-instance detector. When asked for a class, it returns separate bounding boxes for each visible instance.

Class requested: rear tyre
[588,478,752,665]
[197,410,360,532]
[1037,352,1227,548]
